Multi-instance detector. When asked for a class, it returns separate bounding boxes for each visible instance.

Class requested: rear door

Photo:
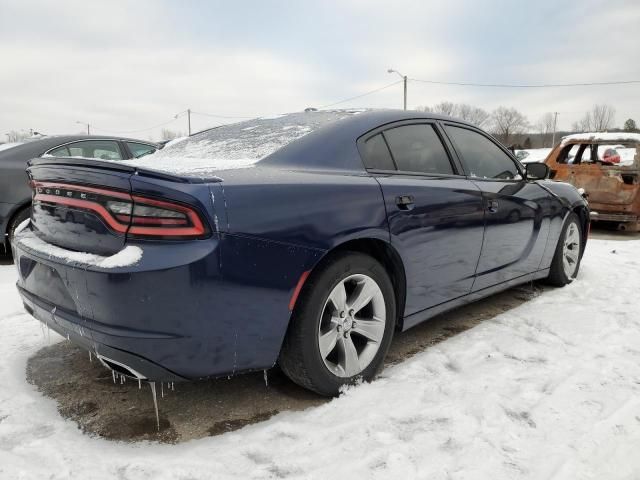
[442,124,550,290]
[359,121,485,317]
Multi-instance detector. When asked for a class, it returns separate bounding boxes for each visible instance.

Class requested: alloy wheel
[317,274,386,378]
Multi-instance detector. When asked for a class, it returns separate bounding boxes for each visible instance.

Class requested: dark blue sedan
[13,110,588,396]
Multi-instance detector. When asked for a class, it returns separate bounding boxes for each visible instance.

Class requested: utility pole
[175,109,192,136]
[551,112,558,146]
[388,69,408,110]
[403,75,407,111]
[76,121,90,135]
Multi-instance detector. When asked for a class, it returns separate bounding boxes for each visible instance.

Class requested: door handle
[487,199,499,213]
[396,195,415,211]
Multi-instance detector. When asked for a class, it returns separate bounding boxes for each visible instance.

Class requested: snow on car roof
[0,142,24,152]
[561,132,640,145]
[122,110,365,175]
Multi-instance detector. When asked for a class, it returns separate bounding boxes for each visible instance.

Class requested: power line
[409,78,640,88]
[318,80,403,108]
[91,117,179,135]
[191,111,255,119]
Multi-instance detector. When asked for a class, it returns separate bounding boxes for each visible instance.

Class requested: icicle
[138,379,142,390]
[67,333,70,341]
[149,382,160,432]
[112,370,116,384]
[263,369,269,388]
[89,351,92,363]
[171,382,174,392]
[161,382,164,398]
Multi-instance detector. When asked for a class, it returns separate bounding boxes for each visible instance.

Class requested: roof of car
[120,109,474,176]
[0,135,160,160]
[561,132,640,145]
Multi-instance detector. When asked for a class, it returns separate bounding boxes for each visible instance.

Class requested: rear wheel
[547,212,583,286]
[279,252,396,396]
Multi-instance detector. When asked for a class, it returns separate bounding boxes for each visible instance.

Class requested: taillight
[32,182,208,239]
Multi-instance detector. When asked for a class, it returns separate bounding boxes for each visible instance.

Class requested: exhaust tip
[96,354,147,380]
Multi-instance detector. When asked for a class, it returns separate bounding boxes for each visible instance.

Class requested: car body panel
[469,180,551,290]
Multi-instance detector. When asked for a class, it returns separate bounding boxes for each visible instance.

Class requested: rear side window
[48,141,123,160]
[361,134,395,170]
[445,126,520,180]
[383,124,454,175]
[127,142,156,159]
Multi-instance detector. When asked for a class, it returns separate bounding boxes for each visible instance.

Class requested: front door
[442,124,550,291]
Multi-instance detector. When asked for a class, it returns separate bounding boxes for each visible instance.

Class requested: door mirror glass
[525,162,549,180]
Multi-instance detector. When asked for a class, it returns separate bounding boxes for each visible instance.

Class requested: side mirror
[525,162,550,180]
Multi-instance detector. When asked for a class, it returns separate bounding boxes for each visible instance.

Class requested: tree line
[416,102,637,149]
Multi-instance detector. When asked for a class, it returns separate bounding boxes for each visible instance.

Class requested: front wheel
[279,252,396,396]
[547,212,583,286]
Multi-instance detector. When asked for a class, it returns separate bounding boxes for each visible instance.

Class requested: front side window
[48,141,122,160]
[127,142,156,159]
[445,126,520,180]
[383,124,454,175]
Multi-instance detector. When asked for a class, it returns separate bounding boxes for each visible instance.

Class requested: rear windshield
[122,110,362,175]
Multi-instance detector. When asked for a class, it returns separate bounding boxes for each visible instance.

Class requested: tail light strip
[32,181,207,239]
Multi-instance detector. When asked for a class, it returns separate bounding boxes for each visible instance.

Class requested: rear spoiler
[28,157,223,184]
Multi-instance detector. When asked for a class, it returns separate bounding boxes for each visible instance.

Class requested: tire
[546,212,583,287]
[8,207,30,246]
[279,251,396,396]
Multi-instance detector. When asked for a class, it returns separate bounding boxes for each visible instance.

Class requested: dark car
[12,110,588,396]
[0,136,160,252]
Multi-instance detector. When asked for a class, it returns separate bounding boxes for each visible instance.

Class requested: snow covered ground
[1,239,640,479]
[515,148,552,163]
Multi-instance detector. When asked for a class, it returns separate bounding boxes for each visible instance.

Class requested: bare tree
[490,107,529,145]
[160,128,185,141]
[430,101,457,116]
[577,104,616,132]
[536,112,556,147]
[456,104,490,127]
[416,102,489,127]
[590,104,616,131]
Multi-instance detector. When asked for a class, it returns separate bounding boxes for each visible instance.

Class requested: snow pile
[121,110,362,176]
[515,148,552,163]
[561,132,640,146]
[1,239,640,478]
[15,229,142,269]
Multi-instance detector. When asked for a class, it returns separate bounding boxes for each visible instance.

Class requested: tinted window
[49,141,122,160]
[445,126,520,180]
[384,124,453,175]
[361,134,395,170]
[127,142,156,159]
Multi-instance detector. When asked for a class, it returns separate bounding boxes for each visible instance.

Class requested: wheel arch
[302,237,407,330]
[571,204,590,256]
[3,200,31,247]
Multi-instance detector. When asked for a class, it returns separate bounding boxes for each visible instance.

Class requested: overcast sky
[1,0,639,141]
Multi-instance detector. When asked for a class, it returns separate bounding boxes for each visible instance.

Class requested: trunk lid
[27,157,218,256]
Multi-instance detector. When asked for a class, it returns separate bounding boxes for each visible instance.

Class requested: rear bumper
[19,286,184,381]
[590,211,638,223]
[13,231,323,381]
